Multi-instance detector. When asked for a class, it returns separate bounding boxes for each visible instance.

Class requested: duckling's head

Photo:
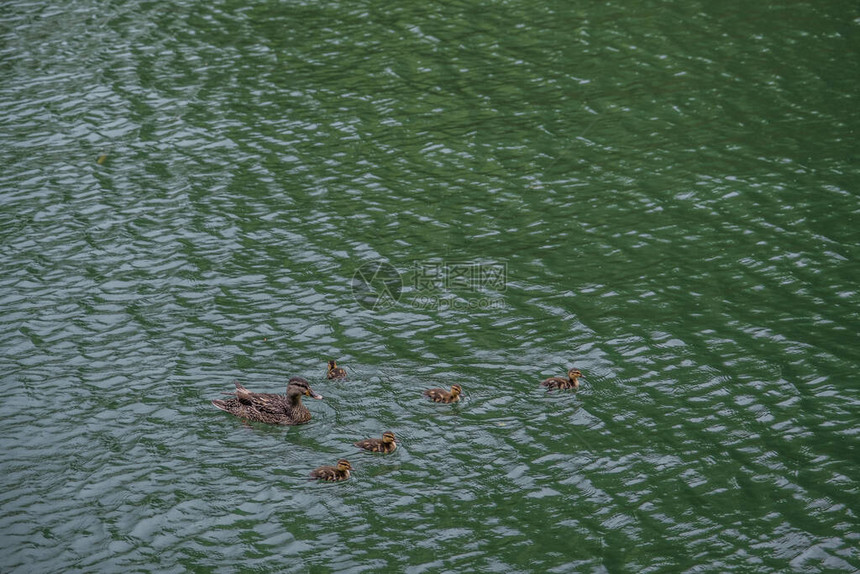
[336,459,353,472]
[382,431,396,444]
[327,360,337,370]
[567,369,582,388]
[450,385,463,397]
[288,376,323,399]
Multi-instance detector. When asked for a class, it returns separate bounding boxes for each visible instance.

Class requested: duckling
[354,431,397,453]
[326,360,348,380]
[211,377,323,425]
[541,368,582,391]
[309,459,353,481]
[423,384,462,403]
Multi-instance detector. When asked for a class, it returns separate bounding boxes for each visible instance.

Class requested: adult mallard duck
[541,368,582,391]
[211,377,323,425]
[309,459,353,481]
[326,360,348,380]
[423,384,462,403]
[354,431,397,453]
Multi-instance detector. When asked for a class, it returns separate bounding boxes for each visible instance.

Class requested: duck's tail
[213,381,247,412]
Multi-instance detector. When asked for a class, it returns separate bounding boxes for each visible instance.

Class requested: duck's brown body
[423,385,462,403]
[354,431,397,453]
[541,369,582,391]
[212,377,322,425]
[326,360,348,380]
[310,459,353,481]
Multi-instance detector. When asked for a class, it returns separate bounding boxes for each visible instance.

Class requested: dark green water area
[1,1,858,571]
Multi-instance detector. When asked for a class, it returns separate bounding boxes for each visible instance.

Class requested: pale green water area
[2,0,859,572]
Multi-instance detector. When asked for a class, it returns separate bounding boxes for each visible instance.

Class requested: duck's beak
[309,390,323,400]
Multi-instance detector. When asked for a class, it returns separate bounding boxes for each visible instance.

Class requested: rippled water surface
[2,0,859,572]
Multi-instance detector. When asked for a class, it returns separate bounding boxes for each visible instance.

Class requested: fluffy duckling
[541,368,582,391]
[326,360,348,380]
[423,384,462,403]
[211,377,323,425]
[309,459,353,481]
[354,431,397,453]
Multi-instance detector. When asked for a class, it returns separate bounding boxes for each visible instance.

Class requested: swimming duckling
[309,459,353,481]
[354,431,397,453]
[326,360,348,380]
[541,368,582,391]
[423,384,462,403]
[211,377,323,425]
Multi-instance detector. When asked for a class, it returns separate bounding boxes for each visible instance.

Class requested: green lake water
[1,0,858,572]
